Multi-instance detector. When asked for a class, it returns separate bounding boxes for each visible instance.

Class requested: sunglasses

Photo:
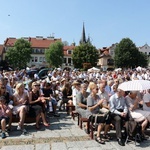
[35,85,40,87]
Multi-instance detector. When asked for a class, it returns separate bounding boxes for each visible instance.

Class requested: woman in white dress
[125,91,150,136]
[13,83,28,133]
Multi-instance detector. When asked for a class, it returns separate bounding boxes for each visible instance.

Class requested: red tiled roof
[4,37,62,48]
[30,38,61,48]
[63,45,75,56]
[0,45,4,55]
[4,38,16,47]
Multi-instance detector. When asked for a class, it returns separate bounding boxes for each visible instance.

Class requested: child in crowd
[0,96,11,139]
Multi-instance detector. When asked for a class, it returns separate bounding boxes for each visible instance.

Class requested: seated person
[72,81,81,106]
[87,83,109,144]
[42,82,59,117]
[126,91,150,138]
[97,83,112,141]
[0,84,12,131]
[109,88,128,146]
[0,96,11,139]
[13,83,28,134]
[76,83,90,118]
[143,89,150,111]
[59,82,72,110]
[29,81,49,129]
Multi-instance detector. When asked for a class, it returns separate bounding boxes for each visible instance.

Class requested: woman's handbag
[89,107,111,128]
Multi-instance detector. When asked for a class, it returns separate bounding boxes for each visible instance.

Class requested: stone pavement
[0,111,150,150]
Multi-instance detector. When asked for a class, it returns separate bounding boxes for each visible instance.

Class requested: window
[43,57,45,62]
[68,58,71,63]
[107,59,114,65]
[31,57,34,62]
[64,58,66,63]
[110,50,114,56]
[39,57,43,62]
[145,47,147,49]
[33,49,36,53]
[42,49,45,53]
[145,52,147,55]
[35,57,38,62]
[68,50,72,54]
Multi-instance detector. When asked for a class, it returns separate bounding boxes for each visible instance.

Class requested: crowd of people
[0,68,150,147]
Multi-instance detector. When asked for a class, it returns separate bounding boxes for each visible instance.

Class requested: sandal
[102,134,113,141]
[95,136,105,144]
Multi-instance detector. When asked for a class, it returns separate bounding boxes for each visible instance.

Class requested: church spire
[80,22,87,44]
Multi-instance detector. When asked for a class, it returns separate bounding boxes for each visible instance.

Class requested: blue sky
[0,0,150,48]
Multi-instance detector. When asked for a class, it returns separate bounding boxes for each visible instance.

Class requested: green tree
[45,41,64,68]
[114,38,148,68]
[72,43,99,69]
[6,38,32,69]
[137,51,148,67]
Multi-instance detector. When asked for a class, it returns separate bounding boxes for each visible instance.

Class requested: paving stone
[0,111,150,150]
[87,147,103,150]
[51,142,67,150]
[1,145,34,150]
[68,148,87,150]
[36,143,50,150]
[34,131,60,138]
[75,140,100,148]
[58,129,72,137]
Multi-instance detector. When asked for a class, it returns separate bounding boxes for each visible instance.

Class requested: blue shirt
[109,93,128,115]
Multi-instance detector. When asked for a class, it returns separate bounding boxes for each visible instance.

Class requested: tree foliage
[45,41,64,68]
[0,60,9,70]
[72,43,99,69]
[6,38,32,69]
[114,38,148,68]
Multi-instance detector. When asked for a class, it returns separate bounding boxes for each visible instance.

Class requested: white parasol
[118,80,150,91]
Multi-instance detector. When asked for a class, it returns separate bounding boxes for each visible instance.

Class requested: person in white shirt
[143,89,150,111]
[72,81,81,106]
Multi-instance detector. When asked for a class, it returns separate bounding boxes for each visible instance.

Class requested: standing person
[0,96,11,138]
[109,88,128,146]
[13,83,28,134]
[29,82,49,129]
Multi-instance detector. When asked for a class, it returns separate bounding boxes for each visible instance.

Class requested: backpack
[124,120,142,144]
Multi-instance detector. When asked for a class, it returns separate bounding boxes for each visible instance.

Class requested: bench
[12,114,36,123]
[79,115,90,134]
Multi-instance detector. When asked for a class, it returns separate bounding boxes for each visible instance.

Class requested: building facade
[2,36,75,69]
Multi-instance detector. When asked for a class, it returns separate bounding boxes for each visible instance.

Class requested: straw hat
[61,78,66,83]
[72,80,81,86]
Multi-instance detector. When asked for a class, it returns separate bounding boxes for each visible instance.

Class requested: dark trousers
[111,113,128,139]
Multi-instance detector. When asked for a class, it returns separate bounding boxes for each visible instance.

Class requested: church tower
[79,22,87,44]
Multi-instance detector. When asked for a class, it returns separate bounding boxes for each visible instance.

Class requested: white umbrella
[88,67,100,72]
[114,68,122,72]
[118,80,150,91]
